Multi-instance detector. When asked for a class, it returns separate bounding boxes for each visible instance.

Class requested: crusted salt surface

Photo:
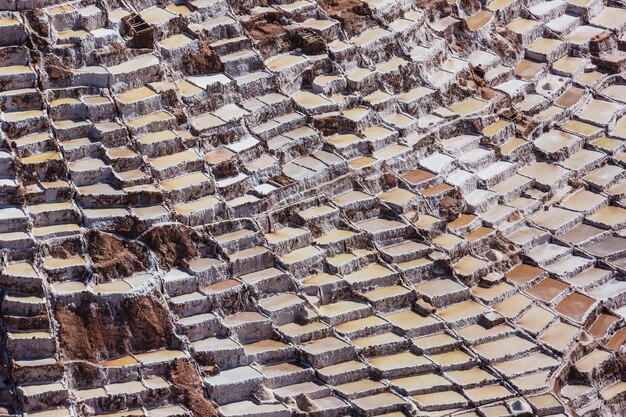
[1,0,626,417]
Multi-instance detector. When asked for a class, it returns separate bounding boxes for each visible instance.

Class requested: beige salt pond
[391,373,452,394]
[281,245,322,264]
[577,98,623,125]
[0,64,32,76]
[456,323,512,344]
[93,280,133,294]
[335,379,385,397]
[514,59,545,81]
[379,188,416,205]
[575,70,606,87]
[506,19,541,34]
[174,196,220,216]
[318,300,367,320]
[448,97,489,116]
[453,255,487,276]
[516,306,556,334]
[160,172,211,191]
[527,38,563,54]
[176,80,203,97]
[465,384,512,404]
[527,393,562,411]
[493,293,533,319]
[413,332,457,351]
[28,409,72,417]
[415,278,466,299]
[353,332,406,350]
[348,156,377,170]
[116,86,158,104]
[315,229,356,246]
[5,262,38,277]
[590,7,626,30]
[519,162,569,188]
[138,129,177,145]
[411,390,467,410]
[166,4,192,15]
[326,134,363,149]
[437,300,488,322]
[534,129,580,154]
[0,18,18,27]
[336,315,387,335]
[43,256,86,269]
[266,54,309,72]
[602,84,626,102]
[53,281,87,294]
[127,111,173,130]
[302,272,342,288]
[101,355,138,368]
[445,367,497,388]
[140,7,175,25]
[367,351,432,371]
[472,282,514,304]
[473,335,536,361]
[383,309,438,332]
[494,352,558,378]
[587,205,626,228]
[487,0,515,11]
[134,349,185,364]
[159,33,193,50]
[466,10,493,31]
[575,349,611,373]
[553,56,587,74]
[344,263,394,285]
[540,321,579,352]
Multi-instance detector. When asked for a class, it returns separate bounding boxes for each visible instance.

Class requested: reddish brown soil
[65,360,104,389]
[141,224,198,270]
[182,40,223,75]
[248,21,287,42]
[415,0,452,18]
[45,60,74,86]
[122,296,175,351]
[490,234,519,258]
[439,192,464,221]
[87,230,148,282]
[317,0,377,38]
[24,8,49,40]
[244,11,291,58]
[244,9,327,58]
[270,174,295,186]
[55,304,120,362]
[499,107,537,138]
[55,294,176,362]
[167,359,219,417]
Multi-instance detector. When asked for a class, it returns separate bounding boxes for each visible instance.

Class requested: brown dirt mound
[141,224,199,270]
[243,11,291,58]
[65,360,104,389]
[439,191,464,222]
[55,303,123,362]
[317,0,377,38]
[182,40,223,75]
[55,293,176,362]
[167,359,219,417]
[122,296,174,351]
[87,230,148,282]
